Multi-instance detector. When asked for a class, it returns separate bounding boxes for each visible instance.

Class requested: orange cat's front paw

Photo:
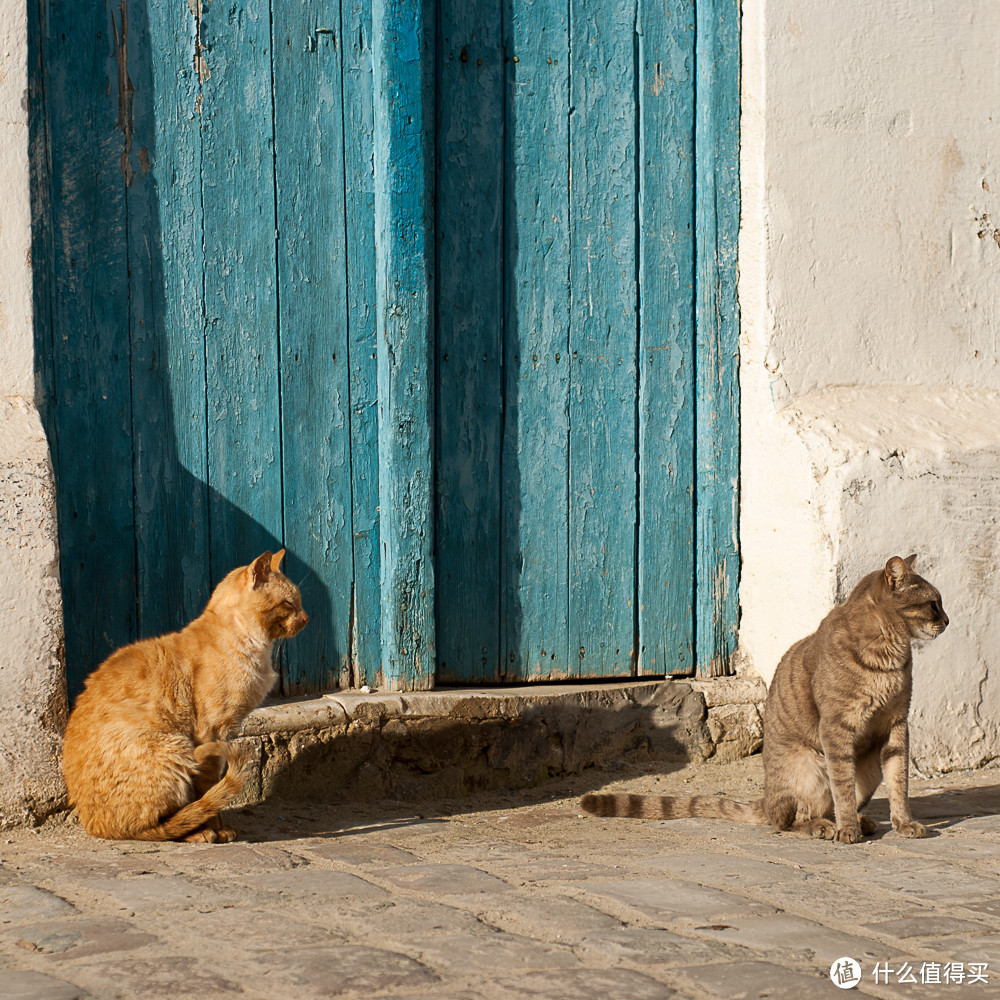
[216,824,239,843]
[893,819,927,839]
[182,826,219,844]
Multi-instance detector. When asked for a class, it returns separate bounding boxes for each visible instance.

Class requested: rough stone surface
[233,681,714,805]
[0,757,997,998]
[705,704,765,763]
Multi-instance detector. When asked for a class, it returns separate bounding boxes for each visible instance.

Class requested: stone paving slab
[1,756,1000,998]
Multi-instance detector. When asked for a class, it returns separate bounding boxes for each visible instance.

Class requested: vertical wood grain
[37,0,136,696]
[129,0,211,642]
[695,0,740,676]
[567,0,638,679]
[637,0,696,676]
[342,0,382,686]
[272,0,354,692]
[199,0,283,585]
[434,0,504,683]
[372,0,436,690]
[501,0,572,679]
[34,0,740,695]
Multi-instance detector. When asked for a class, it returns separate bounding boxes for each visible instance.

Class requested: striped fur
[581,792,764,823]
[581,556,948,843]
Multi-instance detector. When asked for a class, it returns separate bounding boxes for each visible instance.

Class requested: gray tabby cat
[582,556,948,843]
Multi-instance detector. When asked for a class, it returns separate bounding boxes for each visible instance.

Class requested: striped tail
[133,742,249,842]
[580,792,765,824]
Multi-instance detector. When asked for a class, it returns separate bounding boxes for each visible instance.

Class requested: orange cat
[62,550,307,842]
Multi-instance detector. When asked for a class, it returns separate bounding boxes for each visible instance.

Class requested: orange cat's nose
[299,611,309,626]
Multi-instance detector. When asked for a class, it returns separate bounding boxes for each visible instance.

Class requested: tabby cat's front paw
[834,824,862,844]
[802,818,836,839]
[893,818,927,839]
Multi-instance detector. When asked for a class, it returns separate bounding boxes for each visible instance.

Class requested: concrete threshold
[233,676,767,806]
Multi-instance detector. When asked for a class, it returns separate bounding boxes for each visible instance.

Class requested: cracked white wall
[739,0,1000,771]
[0,0,67,824]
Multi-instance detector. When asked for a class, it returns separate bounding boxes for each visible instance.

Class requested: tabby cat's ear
[885,556,908,591]
[903,553,918,569]
[270,549,286,572]
[250,552,273,590]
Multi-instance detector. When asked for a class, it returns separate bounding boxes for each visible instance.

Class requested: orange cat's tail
[133,741,249,842]
[580,792,765,824]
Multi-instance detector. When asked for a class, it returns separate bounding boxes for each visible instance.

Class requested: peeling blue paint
[32,0,739,697]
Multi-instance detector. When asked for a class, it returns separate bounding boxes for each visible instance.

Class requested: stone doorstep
[231,675,767,807]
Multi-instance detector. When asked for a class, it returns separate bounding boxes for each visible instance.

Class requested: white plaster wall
[0,0,68,823]
[739,0,1000,771]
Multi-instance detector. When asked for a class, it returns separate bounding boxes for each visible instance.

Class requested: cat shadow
[231,771,1000,846]
[230,703,702,843]
[858,781,1000,840]
[909,781,1000,834]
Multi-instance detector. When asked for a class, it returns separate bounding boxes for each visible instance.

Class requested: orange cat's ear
[249,552,273,590]
[884,556,908,590]
[270,549,286,571]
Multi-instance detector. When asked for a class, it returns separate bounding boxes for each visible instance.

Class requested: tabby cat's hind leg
[763,794,797,832]
[859,814,879,836]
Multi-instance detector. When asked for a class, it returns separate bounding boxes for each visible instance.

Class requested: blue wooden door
[29,0,738,696]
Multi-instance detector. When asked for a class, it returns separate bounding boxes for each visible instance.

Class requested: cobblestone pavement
[4,757,1000,1000]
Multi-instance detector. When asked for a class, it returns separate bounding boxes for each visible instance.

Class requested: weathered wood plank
[501,0,571,679]
[128,0,211,641]
[199,0,284,587]
[36,0,136,696]
[342,0,381,687]
[568,0,639,679]
[637,0,696,676]
[272,0,353,692]
[372,0,436,689]
[695,0,740,676]
[434,0,504,683]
